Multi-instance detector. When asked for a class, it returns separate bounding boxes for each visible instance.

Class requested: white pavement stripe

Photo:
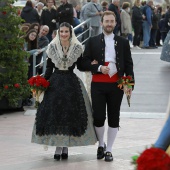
[24,110,166,119]
[132,52,161,55]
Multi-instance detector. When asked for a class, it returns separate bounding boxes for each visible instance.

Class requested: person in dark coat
[149,6,159,48]
[108,0,121,35]
[56,0,74,26]
[40,0,57,42]
[81,11,134,162]
[20,1,40,24]
[132,0,144,49]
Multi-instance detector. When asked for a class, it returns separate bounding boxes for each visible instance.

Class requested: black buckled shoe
[54,154,61,160]
[97,143,106,159]
[61,153,68,159]
[105,152,113,162]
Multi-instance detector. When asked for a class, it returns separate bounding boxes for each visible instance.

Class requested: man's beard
[103,26,114,34]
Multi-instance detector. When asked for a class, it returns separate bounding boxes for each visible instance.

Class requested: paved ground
[0,46,170,170]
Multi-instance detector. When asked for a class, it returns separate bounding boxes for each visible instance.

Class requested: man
[56,0,73,25]
[81,11,134,162]
[37,25,49,74]
[108,0,121,35]
[84,0,103,37]
[38,25,49,49]
[142,0,153,49]
[80,0,91,40]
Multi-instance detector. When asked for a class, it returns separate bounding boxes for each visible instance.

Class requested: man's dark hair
[101,11,116,22]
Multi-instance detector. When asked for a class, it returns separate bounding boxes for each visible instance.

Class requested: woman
[23,29,40,79]
[27,23,40,34]
[160,30,170,62]
[20,0,40,24]
[40,0,57,42]
[31,22,97,160]
[120,2,133,48]
[132,0,144,49]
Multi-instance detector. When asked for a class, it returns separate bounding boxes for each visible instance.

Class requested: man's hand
[100,66,110,74]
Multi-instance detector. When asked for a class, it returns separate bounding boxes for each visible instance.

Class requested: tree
[0,0,30,108]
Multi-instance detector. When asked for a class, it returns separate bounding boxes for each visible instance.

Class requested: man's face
[114,0,119,6]
[92,0,98,3]
[101,14,116,34]
[47,0,54,8]
[60,0,67,4]
[40,27,49,37]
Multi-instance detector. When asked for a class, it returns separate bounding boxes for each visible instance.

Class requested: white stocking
[106,127,118,152]
[95,126,105,147]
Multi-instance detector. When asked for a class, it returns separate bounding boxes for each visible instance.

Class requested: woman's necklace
[61,43,70,69]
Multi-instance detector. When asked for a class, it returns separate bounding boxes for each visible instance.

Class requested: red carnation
[137,148,170,170]
[4,85,8,89]
[14,83,20,88]
[2,11,7,15]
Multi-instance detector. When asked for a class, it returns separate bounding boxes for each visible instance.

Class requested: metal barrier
[32,18,91,76]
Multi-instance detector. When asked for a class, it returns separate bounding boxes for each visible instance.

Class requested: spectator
[149,6,159,48]
[56,0,74,26]
[75,4,81,19]
[155,6,162,46]
[132,0,144,49]
[101,1,108,12]
[28,23,40,33]
[23,29,39,79]
[52,29,57,39]
[120,2,133,48]
[158,14,168,43]
[40,0,57,42]
[80,0,91,41]
[84,0,103,37]
[108,0,121,35]
[37,25,49,74]
[36,2,44,19]
[142,0,153,49]
[21,1,39,24]
[165,6,170,33]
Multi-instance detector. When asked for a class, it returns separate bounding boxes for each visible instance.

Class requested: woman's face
[29,32,37,41]
[59,26,70,42]
[34,26,39,32]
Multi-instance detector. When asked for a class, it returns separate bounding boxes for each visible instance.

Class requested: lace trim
[47,43,83,70]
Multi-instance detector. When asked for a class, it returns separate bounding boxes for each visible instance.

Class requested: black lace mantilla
[35,70,88,137]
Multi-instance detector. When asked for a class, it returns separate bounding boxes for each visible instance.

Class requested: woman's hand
[91,60,98,65]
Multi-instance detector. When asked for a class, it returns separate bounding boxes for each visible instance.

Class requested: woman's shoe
[61,153,68,159]
[54,154,61,160]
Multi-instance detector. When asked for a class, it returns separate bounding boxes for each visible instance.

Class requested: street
[0,46,170,170]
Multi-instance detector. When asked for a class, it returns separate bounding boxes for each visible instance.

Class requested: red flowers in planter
[2,11,7,15]
[14,83,20,88]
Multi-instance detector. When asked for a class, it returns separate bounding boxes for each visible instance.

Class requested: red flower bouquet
[117,75,134,107]
[28,75,50,107]
[132,148,170,170]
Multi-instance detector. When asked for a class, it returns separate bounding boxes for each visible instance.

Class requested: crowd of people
[16,0,170,163]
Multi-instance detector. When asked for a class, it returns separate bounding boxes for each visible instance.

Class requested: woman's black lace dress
[31,43,97,146]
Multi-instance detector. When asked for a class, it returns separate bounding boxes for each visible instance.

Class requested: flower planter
[0,97,22,110]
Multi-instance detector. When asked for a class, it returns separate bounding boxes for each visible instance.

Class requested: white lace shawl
[46,28,83,70]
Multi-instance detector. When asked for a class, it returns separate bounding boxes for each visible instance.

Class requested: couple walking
[31,11,135,162]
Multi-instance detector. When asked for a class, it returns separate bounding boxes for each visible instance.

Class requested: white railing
[32,18,91,76]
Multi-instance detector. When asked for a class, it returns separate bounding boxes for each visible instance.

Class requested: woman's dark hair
[24,29,38,50]
[25,0,33,8]
[28,23,40,33]
[59,22,72,38]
